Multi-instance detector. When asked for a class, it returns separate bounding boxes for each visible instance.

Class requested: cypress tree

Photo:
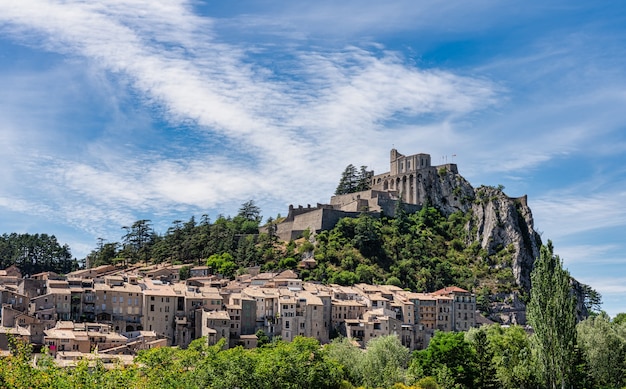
[527,241,577,389]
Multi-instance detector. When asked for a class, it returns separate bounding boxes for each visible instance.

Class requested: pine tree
[356,165,372,192]
[335,164,371,195]
[335,164,358,195]
[527,241,577,389]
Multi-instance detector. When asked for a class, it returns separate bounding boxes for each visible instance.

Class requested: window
[150,305,155,312]
[285,320,290,329]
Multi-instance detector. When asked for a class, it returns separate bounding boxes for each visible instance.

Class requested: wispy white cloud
[0,0,498,236]
[234,0,538,40]
[580,277,626,295]
[532,191,626,238]
[557,244,624,265]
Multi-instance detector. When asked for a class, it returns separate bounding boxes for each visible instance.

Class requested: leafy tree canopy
[0,232,77,275]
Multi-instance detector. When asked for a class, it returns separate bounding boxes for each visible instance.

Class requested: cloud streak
[532,191,626,239]
[0,0,498,230]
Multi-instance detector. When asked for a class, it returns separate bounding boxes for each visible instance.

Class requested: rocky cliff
[414,166,546,323]
[468,187,542,293]
[418,167,541,293]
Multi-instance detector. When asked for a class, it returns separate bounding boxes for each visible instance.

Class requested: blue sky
[1,1,625,316]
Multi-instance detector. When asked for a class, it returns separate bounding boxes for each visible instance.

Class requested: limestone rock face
[467,186,542,292]
[415,166,476,216]
[427,169,541,293]
[423,171,544,324]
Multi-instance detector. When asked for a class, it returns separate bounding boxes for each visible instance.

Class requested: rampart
[264,149,448,241]
[271,205,366,241]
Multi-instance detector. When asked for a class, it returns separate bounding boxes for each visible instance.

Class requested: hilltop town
[0,262,477,367]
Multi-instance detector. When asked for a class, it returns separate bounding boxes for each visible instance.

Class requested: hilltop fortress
[270,149,463,241]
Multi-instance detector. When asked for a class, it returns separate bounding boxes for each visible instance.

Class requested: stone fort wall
[266,149,450,241]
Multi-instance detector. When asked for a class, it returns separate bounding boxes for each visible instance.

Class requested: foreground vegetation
[2,313,625,389]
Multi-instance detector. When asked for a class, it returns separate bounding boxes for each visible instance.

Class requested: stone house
[197,309,230,347]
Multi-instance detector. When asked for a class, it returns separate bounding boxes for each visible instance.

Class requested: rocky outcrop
[425,168,541,293]
[410,165,476,216]
[467,186,542,292]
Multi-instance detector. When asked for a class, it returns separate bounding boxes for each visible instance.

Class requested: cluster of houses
[0,263,477,365]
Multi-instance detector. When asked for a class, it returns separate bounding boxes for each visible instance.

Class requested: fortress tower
[370,149,457,205]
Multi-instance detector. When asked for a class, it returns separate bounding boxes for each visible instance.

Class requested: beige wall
[143,293,177,343]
